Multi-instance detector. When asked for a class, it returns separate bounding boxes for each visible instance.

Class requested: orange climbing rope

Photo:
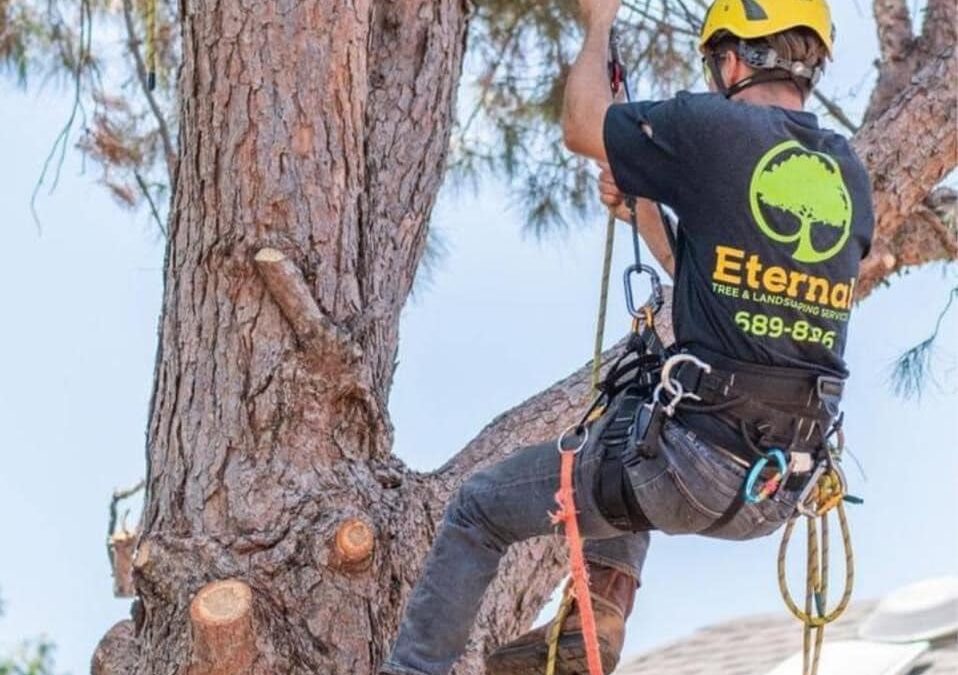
[549,430,604,675]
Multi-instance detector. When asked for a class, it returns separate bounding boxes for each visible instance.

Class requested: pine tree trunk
[130,1,480,672]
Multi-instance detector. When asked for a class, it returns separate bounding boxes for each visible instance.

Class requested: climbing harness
[648,354,861,675]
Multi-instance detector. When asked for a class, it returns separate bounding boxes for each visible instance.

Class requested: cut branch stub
[91,620,139,675]
[254,247,363,370]
[188,579,256,675]
[109,529,138,598]
[332,517,375,570]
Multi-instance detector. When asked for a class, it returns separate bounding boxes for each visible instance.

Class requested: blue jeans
[382,406,799,675]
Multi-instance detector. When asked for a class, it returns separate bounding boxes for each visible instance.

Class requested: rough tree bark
[91,1,956,673]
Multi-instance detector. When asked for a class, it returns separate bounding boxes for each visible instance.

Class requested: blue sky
[0,3,956,673]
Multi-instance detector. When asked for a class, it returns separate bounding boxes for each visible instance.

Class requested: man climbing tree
[381,1,875,673]
[3,0,954,671]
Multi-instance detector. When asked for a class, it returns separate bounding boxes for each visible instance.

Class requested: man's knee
[445,469,496,527]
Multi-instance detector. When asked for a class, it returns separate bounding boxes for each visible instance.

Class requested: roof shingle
[618,600,958,674]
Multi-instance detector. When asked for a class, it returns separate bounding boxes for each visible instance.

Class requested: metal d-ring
[557,424,590,455]
[660,353,712,398]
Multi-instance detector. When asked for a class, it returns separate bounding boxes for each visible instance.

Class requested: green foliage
[1,0,706,233]
[1,0,177,228]
[0,641,58,675]
[0,591,60,675]
[892,285,958,400]
[456,0,702,234]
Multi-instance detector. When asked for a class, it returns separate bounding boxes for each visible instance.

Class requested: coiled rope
[777,466,855,675]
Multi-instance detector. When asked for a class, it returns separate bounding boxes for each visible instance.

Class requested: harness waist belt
[671,351,845,461]
[673,359,844,412]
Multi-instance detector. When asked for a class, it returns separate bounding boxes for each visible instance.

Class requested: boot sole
[485,634,619,675]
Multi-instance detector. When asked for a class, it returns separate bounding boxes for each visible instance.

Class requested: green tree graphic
[753,152,852,263]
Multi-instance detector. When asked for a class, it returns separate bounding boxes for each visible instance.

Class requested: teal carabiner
[744,448,788,504]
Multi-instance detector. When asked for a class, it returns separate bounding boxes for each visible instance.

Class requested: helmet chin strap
[707,43,815,102]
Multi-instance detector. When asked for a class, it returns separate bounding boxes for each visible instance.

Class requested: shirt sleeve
[603,97,689,207]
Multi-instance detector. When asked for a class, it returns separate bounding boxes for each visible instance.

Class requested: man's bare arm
[562,5,616,160]
[565,0,674,277]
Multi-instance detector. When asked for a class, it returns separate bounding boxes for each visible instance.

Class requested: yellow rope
[545,584,576,675]
[778,469,855,675]
[592,214,617,392]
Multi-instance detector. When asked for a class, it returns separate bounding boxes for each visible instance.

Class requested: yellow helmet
[699,0,834,55]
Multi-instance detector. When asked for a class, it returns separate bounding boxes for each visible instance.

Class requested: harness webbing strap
[656,204,679,261]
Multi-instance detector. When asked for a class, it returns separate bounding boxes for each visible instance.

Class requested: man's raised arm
[561,1,618,160]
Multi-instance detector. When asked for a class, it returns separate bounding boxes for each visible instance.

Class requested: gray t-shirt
[604,91,874,378]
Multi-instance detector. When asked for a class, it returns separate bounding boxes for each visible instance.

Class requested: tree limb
[921,0,956,55]
[873,0,915,64]
[188,580,257,675]
[813,90,859,134]
[121,0,176,184]
[854,50,958,299]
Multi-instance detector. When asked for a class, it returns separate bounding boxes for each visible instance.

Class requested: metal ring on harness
[744,448,789,504]
[795,461,849,518]
[557,425,590,455]
[653,381,686,417]
[660,353,712,399]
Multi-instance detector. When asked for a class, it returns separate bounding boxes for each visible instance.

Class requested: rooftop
[618,599,958,675]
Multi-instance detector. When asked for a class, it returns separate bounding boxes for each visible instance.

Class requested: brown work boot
[485,563,638,675]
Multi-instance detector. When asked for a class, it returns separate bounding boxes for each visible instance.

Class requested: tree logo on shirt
[749,140,852,264]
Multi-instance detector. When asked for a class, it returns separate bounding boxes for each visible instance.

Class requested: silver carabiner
[660,353,712,398]
[795,461,829,518]
[653,380,685,417]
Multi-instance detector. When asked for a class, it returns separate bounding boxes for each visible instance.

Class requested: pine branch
[813,90,860,134]
[121,0,175,184]
[891,285,958,399]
